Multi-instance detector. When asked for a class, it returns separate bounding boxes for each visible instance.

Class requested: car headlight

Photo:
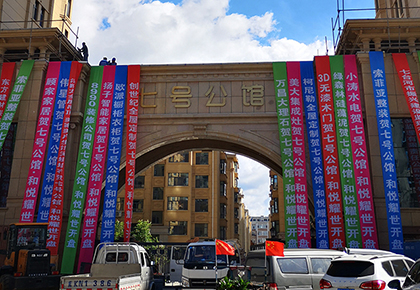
[182,276,189,288]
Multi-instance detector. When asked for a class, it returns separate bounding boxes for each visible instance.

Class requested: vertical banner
[369,51,404,254]
[0,60,34,151]
[273,62,297,248]
[314,56,346,249]
[0,62,16,120]
[0,123,16,207]
[46,61,83,256]
[403,119,420,203]
[77,65,116,273]
[329,56,362,248]
[393,53,420,142]
[37,61,72,222]
[20,61,60,222]
[124,65,140,242]
[300,61,329,249]
[100,65,128,243]
[286,62,311,248]
[344,55,378,248]
[61,66,104,274]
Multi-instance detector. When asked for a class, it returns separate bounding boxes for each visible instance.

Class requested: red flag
[215,239,235,256]
[265,240,284,257]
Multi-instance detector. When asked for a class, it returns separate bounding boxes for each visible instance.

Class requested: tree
[114,220,124,241]
[132,220,156,242]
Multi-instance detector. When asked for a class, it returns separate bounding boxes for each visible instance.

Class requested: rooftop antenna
[325,36,329,55]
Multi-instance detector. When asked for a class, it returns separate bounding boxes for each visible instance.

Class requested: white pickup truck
[60,242,154,290]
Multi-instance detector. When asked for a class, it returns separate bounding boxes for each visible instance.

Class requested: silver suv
[320,254,414,290]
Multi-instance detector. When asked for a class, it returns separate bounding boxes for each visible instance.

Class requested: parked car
[245,248,348,290]
[389,258,420,290]
[320,253,415,290]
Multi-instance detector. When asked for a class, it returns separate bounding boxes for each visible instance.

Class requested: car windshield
[326,261,374,277]
[16,226,46,248]
[184,245,227,264]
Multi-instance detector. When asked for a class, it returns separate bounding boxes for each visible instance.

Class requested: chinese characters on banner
[77,65,116,272]
[20,61,60,222]
[124,65,140,242]
[403,119,420,203]
[46,62,83,256]
[329,56,362,248]
[369,51,403,254]
[286,62,311,248]
[37,62,72,222]
[344,55,378,248]
[0,63,16,119]
[272,62,297,248]
[100,65,128,243]
[300,61,329,249]
[61,66,103,274]
[314,56,346,249]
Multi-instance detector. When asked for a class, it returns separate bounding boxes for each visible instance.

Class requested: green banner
[273,62,297,248]
[329,55,362,248]
[0,60,34,151]
[61,66,104,274]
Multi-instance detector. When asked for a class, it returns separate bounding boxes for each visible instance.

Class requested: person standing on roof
[99,57,108,66]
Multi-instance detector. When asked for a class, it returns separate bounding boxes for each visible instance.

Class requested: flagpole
[215,240,218,286]
[264,242,267,284]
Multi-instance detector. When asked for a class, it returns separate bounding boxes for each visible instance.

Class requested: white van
[169,245,187,283]
[245,248,348,290]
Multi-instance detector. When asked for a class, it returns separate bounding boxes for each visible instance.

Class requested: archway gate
[0,53,417,273]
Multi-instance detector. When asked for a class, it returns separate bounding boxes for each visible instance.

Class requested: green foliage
[114,220,124,241]
[218,275,250,290]
[132,220,156,243]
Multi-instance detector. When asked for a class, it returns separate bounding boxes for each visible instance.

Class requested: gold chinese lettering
[242,85,264,106]
[170,86,192,108]
[140,88,157,108]
[205,85,227,107]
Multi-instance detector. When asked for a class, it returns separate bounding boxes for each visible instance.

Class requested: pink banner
[344,55,378,248]
[20,62,61,222]
[78,65,116,272]
[46,62,83,256]
[0,63,16,120]
[392,53,420,143]
[124,65,140,242]
[286,62,311,248]
[403,119,420,203]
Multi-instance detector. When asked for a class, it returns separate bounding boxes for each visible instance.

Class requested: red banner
[392,53,420,143]
[314,56,346,249]
[124,65,140,242]
[286,62,311,248]
[78,65,116,272]
[20,62,61,222]
[46,61,83,255]
[0,63,16,120]
[403,119,420,202]
[344,55,378,248]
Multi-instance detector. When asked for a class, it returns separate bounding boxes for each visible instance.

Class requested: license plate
[338,288,353,290]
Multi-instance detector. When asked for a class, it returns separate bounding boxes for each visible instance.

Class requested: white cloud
[71,0,327,65]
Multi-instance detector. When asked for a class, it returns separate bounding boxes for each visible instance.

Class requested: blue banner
[300,61,329,249]
[100,65,128,243]
[369,51,404,254]
[37,61,71,222]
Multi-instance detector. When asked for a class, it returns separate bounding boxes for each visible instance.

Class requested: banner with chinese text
[124,65,140,242]
[61,66,103,274]
[0,63,16,120]
[300,61,329,249]
[272,62,297,248]
[314,56,346,249]
[369,51,403,254]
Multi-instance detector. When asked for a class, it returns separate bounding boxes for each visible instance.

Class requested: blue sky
[70,0,377,216]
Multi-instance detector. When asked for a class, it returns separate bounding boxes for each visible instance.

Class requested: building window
[234,192,238,203]
[220,181,226,196]
[220,159,226,174]
[116,198,124,217]
[195,199,208,212]
[234,208,239,219]
[234,223,239,234]
[220,203,227,219]
[392,118,420,208]
[220,226,226,240]
[168,173,188,186]
[169,151,189,163]
[196,152,209,165]
[133,199,143,212]
[134,176,145,188]
[195,223,208,237]
[66,0,72,17]
[234,162,238,173]
[271,221,280,235]
[152,211,163,224]
[271,174,278,190]
[234,178,239,188]
[195,175,208,188]
[153,187,164,200]
[154,164,164,176]
[169,221,187,235]
[271,198,279,214]
[39,7,45,27]
[167,197,188,210]
[33,1,40,20]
